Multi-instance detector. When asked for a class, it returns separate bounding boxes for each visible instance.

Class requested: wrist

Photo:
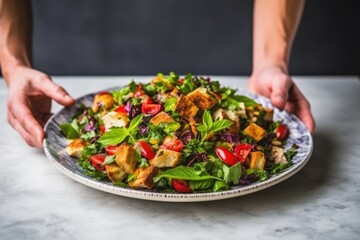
[0,54,31,82]
[252,58,288,76]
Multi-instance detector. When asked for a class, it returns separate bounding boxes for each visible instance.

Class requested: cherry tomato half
[135,141,156,159]
[160,139,184,152]
[114,105,127,114]
[234,143,252,163]
[215,146,239,166]
[275,124,289,141]
[89,154,106,171]
[99,125,106,134]
[141,104,161,115]
[105,145,120,156]
[134,84,144,97]
[172,179,192,193]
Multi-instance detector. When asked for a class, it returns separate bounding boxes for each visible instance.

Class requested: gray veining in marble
[0,76,359,240]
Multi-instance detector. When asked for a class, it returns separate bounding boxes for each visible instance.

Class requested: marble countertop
[0,76,359,240]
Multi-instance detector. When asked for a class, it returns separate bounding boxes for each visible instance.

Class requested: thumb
[37,76,75,106]
[270,74,292,110]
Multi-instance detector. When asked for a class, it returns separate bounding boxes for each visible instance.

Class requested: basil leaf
[209,119,233,133]
[222,162,242,184]
[202,110,213,129]
[102,155,115,166]
[97,127,129,145]
[128,114,144,132]
[189,179,215,191]
[154,166,221,182]
[213,180,228,192]
[232,95,258,107]
[60,123,80,139]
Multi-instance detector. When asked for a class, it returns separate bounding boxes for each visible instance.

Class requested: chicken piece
[92,92,114,113]
[213,108,240,134]
[174,95,199,119]
[101,112,130,132]
[249,151,266,170]
[149,111,175,126]
[66,138,86,158]
[186,87,218,110]
[128,166,159,189]
[243,123,267,142]
[149,149,182,168]
[269,146,288,164]
[106,163,127,183]
[115,144,138,174]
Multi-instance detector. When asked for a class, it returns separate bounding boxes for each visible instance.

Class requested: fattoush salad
[60,72,298,193]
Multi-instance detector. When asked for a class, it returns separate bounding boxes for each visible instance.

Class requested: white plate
[43,87,313,202]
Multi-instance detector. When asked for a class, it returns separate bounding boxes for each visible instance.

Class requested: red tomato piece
[99,125,105,134]
[135,141,156,159]
[89,154,106,171]
[275,124,289,141]
[134,84,144,97]
[215,147,239,166]
[114,105,127,114]
[141,104,161,115]
[234,143,252,163]
[160,139,184,152]
[105,145,120,156]
[172,179,192,193]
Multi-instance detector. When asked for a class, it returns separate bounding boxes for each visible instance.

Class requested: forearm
[252,0,305,72]
[0,0,32,81]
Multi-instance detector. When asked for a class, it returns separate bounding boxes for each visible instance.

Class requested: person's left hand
[247,65,316,134]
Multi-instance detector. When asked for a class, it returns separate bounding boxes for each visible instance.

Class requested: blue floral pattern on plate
[43,87,313,202]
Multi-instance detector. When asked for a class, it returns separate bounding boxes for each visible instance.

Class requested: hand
[247,65,316,134]
[5,66,75,148]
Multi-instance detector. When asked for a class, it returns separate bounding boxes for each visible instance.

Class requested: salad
[60,72,298,193]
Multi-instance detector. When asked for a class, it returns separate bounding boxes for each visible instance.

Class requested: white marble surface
[0,76,359,240]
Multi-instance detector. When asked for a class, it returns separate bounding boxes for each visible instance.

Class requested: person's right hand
[5,65,75,148]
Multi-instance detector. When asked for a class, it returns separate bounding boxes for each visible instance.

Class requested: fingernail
[275,95,285,107]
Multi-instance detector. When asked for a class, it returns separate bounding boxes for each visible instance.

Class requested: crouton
[92,92,114,113]
[106,163,127,183]
[249,151,266,170]
[186,87,218,110]
[243,123,267,142]
[149,111,175,126]
[269,146,288,164]
[128,166,159,189]
[174,95,199,119]
[66,138,86,158]
[149,149,182,168]
[101,112,130,132]
[115,144,138,174]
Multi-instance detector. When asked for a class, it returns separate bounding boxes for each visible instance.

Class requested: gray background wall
[31,0,359,76]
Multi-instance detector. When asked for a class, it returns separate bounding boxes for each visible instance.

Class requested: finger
[287,85,316,134]
[8,100,45,147]
[35,76,75,106]
[7,111,44,148]
[270,74,292,110]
